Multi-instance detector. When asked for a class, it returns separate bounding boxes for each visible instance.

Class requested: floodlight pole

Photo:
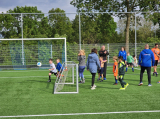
[21,13,24,65]
[79,13,81,50]
[135,12,137,57]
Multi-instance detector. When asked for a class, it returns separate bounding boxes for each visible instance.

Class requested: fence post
[107,44,109,63]
[79,13,81,50]
[51,44,52,58]
[21,13,24,65]
[135,12,137,57]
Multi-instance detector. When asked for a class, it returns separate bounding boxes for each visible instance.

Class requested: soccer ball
[37,62,42,67]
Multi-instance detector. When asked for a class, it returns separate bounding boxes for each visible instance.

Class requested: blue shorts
[98,68,104,75]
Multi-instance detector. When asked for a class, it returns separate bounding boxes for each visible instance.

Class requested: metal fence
[0,43,156,70]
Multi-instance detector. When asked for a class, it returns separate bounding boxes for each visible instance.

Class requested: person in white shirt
[48,58,57,82]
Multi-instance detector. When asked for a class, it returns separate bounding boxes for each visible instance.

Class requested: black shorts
[50,71,57,76]
[98,68,104,75]
[154,60,158,66]
[127,62,133,66]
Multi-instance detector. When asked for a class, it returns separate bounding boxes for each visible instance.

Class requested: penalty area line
[0,110,160,118]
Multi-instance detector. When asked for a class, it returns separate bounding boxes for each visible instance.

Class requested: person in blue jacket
[138,44,155,86]
[118,47,127,63]
[86,48,101,90]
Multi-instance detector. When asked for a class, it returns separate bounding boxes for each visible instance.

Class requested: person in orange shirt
[151,43,160,77]
[113,56,118,85]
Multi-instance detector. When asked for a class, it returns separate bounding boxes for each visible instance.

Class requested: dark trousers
[103,62,107,78]
[119,75,126,88]
[91,73,96,87]
[140,66,151,84]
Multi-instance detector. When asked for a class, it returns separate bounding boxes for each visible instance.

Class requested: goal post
[54,61,79,94]
[0,38,67,70]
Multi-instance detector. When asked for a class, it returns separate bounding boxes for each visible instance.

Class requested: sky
[0,0,119,22]
[0,0,77,19]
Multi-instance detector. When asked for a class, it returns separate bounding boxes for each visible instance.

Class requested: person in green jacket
[118,56,129,90]
[126,52,134,72]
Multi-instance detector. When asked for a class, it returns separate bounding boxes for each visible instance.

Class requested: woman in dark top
[99,45,109,80]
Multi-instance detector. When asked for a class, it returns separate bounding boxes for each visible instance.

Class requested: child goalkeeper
[56,59,62,76]
[48,58,57,82]
[118,56,129,90]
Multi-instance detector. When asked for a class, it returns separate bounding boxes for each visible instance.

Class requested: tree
[48,8,74,43]
[70,0,160,52]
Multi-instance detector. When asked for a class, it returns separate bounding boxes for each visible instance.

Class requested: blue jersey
[138,49,155,67]
[56,62,62,72]
[118,50,127,61]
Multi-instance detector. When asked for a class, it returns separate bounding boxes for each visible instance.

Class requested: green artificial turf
[0,66,160,119]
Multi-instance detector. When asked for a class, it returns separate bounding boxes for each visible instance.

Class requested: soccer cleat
[124,83,129,88]
[148,84,152,86]
[100,80,103,82]
[119,87,125,90]
[138,82,143,86]
[93,84,96,88]
[156,73,158,77]
[79,81,82,83]
[91,86,96,90]
[113,83,118,85]
[104,78,107,80]
[47,80,51,82]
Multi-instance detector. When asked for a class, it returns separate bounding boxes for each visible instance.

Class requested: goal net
[0,38,66,70]
[54,61,79,94]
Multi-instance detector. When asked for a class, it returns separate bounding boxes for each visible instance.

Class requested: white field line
[0,110,160,118]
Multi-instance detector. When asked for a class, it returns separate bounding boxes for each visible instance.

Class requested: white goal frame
[0,38,67,65]
[54,61,79,94]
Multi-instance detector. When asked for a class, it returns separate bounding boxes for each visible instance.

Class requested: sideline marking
[0,110,160,118]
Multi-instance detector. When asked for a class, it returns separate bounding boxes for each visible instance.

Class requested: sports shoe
[157,81,160,83]
[93,84,96,88]
[138,82,143,86]
[156,73,158,77]
[153,72,155,76]
[100,80,103,82]
[104,78,107,80]
[82,78,85,83]
[119,87,125,90]
[113,83,118,85]
[91,86,96,90]
[97,78,100,81]
[148,84,152,86]
[124,83,129,88]
[47,80,51,82]
[79,81,82,83]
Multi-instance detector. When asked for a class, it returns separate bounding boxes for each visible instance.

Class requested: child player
[133,55,138,67]
[118,56,129,90]
[56,59,62,77]
[48,58,57,82]
[126,52,134,72]
[113,56,118,85]
[98,57,107,82]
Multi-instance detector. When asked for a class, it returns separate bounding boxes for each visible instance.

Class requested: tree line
[0,4,160,49]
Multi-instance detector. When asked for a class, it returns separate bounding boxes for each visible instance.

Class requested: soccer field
[0,66,160,119]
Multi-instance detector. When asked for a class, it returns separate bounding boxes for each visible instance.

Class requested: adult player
[151,43,160,77]
[98,45,109,80]
[138,44,155,86]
